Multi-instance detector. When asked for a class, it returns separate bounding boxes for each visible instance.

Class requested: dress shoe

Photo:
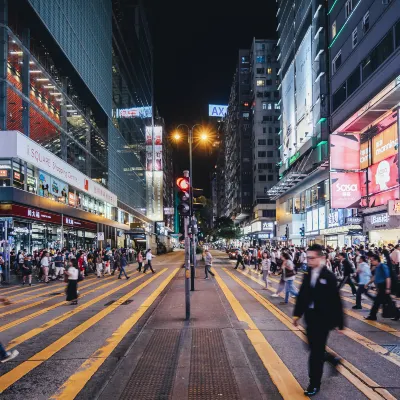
[304,385,320,396]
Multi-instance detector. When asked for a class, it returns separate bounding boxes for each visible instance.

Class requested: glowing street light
[200,132,208,142]
[173,132,181,141]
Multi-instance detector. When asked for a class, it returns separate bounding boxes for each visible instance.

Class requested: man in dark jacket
[338,252,357,295]
[293,244,344,396]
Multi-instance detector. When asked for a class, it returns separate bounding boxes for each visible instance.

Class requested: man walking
[118,252,130,280]
[365,254,391,321]
[234,249,245,270]
[338,252,357,295]
[204,249,215,279]
[293,244,344,396]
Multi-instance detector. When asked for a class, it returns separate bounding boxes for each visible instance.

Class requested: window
[347,66,361,97]
[268,175,274,181]
[257,91,263,98]
[274,103,280,110]
[256,56,266,63]
[262,210,276,217]
[332,20,337,38]
[258,139,266,145]
[262,102,267,110]
[263,127,267,133]
[362,31,394,81]
[257,79,266,86]
[274,91,279,98]
[258,151,266,157]
[258,163,267,169]
[332,83,346,111]
[268,127,272,133]
[352,28,358,48]
[264,91,271,98]
[332,51,342,74]
[273,116,279,122]
[276,79,281,86]
[256,67,264,74]
[267,139,273,145]
[268,103,272,110]
[267,151,273,157]
[243,112,250,119]
[259,175,266,181]
[263,115,272,121]
[362,11,369,33]
[241,56,249,63]
[267,67,272,74]
[266,79,272,86]
[345,0,353,19]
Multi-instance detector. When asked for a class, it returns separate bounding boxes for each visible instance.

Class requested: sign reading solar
[208,105,228,117]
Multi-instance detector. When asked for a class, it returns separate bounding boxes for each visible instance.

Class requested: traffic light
[299,225,305,237]
[176,176,190,215]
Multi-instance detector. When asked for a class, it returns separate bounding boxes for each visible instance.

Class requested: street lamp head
[173,131,181,141]
[200,132,208,142]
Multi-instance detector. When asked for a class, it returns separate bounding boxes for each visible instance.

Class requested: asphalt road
[0,250,399,400]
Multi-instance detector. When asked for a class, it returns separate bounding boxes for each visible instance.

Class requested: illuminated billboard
[330,171,363,209]
[372,123,398,164]
[367,154,398,195]
[330,134,360,170]
[208,105,228,117]
[114,106,152,119]
[281,62,295,162]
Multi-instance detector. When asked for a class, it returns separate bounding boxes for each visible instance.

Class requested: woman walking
[65,259,79,305]
[40,251,50,283]
[143,249,156,273]
[22,254,33,286]
[280,252,298,304]
[261,251,271,290]
[353,255,371,310]
[137,250,143,272]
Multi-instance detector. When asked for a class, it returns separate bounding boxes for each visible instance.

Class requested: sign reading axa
[208,105,228,117]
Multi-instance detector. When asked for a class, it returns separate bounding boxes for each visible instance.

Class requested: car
[228,248,239,259]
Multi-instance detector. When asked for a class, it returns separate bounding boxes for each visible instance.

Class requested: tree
[213,216,241,242]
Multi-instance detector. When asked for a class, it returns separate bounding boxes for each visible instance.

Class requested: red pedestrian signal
[176,177,190,191]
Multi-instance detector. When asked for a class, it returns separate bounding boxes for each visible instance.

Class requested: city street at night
[0,251,399,399]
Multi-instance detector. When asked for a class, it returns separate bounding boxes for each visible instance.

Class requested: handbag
[285,267,295,278]
[382,298,397,318]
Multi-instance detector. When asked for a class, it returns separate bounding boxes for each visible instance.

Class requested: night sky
[146,0,277,196]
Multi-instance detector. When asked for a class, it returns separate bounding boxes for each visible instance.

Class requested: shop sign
[328,210,339,227]
[388,200,400,216]
[0,131,118,206]
[13,171,22,181]
[0,170,8,178]
[258,233,273,239]
[97,232,105,241]
[0,204,62,224]
[320,225,361,235]
[243,225,251,234]
[63,216,97,231]
[372,123,398,164]
[305,230,319,236]
[363,212,400,231]
[261,222,273,231]
[330,171,363,209]
[345,216,363,225]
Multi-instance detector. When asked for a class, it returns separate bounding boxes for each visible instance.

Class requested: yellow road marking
[214,269,305,400]
[0,268,168,394]
[0,267,136,318]
[227,268,397,400]
[50,268,179,400]
[2,272,140,338]
[237,268,400,365]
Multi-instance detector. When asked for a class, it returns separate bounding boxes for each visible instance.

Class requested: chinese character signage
[330,171,363,209]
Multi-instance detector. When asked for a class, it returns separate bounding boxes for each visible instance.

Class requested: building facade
[327,0,400,247]
[269,0,331,246]
[0,0,166,253]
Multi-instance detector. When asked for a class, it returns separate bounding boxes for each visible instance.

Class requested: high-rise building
[223,49,253,222]
[0,0,163,252]
[245,38,280,243]
[270,0,330,245]
[327,0,400,247]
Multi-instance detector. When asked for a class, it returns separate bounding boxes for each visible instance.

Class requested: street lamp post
[174,124,209,292]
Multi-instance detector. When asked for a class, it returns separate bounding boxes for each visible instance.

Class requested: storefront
[249,220,275,246]
[0,204,97,252]
[364,212,400,247]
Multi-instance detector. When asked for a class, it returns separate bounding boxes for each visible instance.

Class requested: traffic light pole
[184,214,190,320]
[188,128,196,291]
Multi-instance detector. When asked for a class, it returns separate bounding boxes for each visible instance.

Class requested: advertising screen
[372,123,398,164]
[330,171,363,209]
[367,154,398,195]
[295,27,313,147]
[360,141,370,169]
[50,176,68,203]
[368,187,399,207]
[330,134,360,170]
[281,62,296,163]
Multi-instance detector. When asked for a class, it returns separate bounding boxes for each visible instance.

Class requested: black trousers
[143,261,155,273]
[339,275,357,294]
[205,264,214,278]
[305,311,335,388]
[235,258,245,269]
[370,283,390,318]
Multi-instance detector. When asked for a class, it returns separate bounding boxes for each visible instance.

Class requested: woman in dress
[65,259,79,305]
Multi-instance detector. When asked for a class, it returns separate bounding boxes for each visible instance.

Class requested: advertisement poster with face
[372,123,398,164]
[154,145,162,171]
[367,154,398,194]
[330,134,360,170]
[50,177,68,203]
[145,146,153,171]
[38,170,51,198]
[331,171,363,209]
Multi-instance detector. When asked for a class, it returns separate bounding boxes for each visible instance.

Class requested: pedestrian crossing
[0,252,399,399]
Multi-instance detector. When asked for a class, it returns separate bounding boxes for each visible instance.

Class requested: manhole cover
[382,345,400,355]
